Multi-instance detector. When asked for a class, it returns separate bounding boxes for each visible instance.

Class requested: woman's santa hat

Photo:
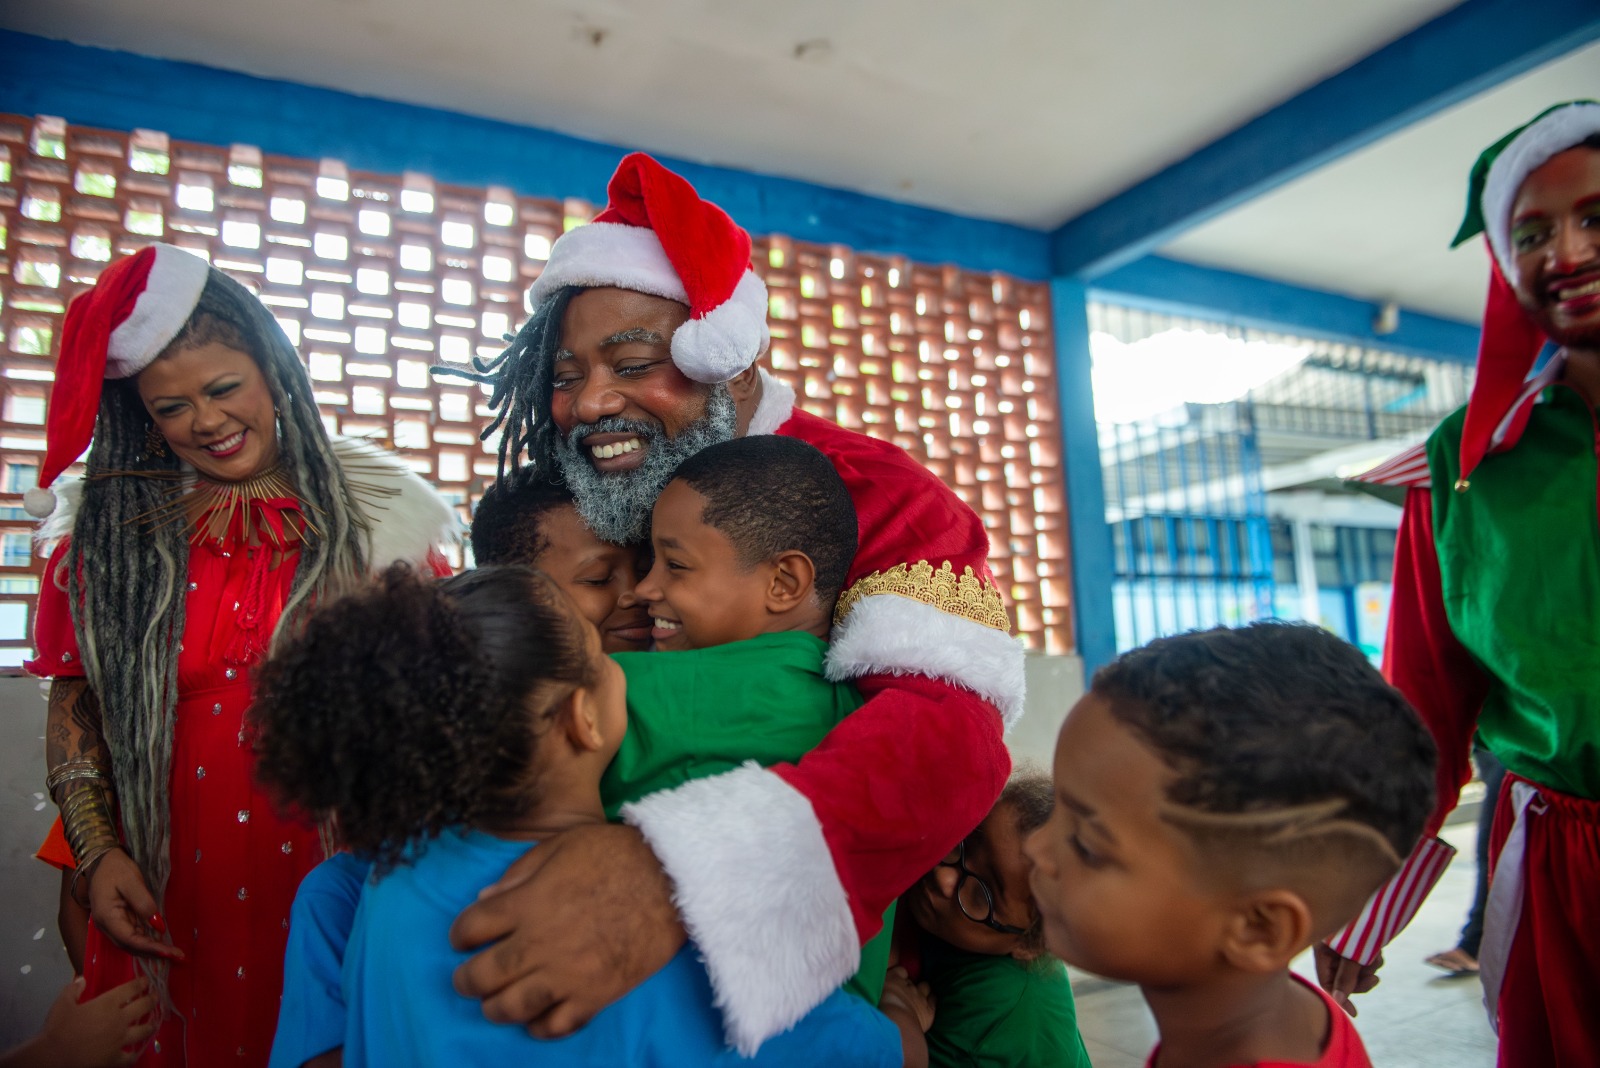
[25,242,211,518]
[1450,100,1600,484]
[526,153,770,384]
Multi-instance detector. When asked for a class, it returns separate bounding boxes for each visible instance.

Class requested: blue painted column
[1049,280,1116,675]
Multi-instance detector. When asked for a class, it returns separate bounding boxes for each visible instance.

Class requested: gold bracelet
[57,780,120,869]
[46,758,109,796]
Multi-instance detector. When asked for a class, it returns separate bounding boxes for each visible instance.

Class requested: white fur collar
[746,369,797,436]
[35,435,459,568]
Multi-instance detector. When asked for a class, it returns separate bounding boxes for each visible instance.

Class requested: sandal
[1423,948,1479,976]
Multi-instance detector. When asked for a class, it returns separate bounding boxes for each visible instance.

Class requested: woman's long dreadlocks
[433,286,576,482]
[62,266,372,971]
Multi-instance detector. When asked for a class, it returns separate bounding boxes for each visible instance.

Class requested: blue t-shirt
[271,832,900,1068]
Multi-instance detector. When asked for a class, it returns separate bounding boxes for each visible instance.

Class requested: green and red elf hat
[24,243,211,518]
[1450,100,1600,485]
[525,153,770,384]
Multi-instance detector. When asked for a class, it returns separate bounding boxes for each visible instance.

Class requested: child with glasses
[253,564,901,1067]
[1024,622,1436,1068]
[895,773,1093,1068]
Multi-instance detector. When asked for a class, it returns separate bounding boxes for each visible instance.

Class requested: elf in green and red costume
[1319,100,1600,1067]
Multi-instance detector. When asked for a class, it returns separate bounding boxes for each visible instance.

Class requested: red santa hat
[1450,100,1600,483]
[525,153,770,384]
[25,242,211,518]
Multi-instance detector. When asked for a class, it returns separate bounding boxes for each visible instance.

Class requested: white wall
[0,674,73,1047]
[1007,652,1084,774]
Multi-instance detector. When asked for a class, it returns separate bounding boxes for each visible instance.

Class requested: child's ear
[1219,889,1314,974]
[556,686,606,754]
[765,550,817,612]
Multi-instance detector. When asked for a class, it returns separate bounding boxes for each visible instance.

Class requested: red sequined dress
[30,444,455,1067]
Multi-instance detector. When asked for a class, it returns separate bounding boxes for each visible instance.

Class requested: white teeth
[652,617,680,631]
[1556,279,1600,300]
[206,431,245,452]
[590,438,642,459]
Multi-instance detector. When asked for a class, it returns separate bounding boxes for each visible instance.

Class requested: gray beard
[553,385,738,544]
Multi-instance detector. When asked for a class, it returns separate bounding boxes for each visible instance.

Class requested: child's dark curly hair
[470,467,576,567]
[1091,621,1437,867]
[250,563,595,874]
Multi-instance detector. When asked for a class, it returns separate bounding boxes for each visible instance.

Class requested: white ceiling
[1162,41,1600,324]
[6,0,1461,229]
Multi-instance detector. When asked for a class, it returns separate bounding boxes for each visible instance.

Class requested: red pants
[1488,773,1600,1068]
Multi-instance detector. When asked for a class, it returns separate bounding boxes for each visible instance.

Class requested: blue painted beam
[1053,0,1600,279]
[1049,280,1117,674]
[0,31,1051,279]
[1091,256,1481,364]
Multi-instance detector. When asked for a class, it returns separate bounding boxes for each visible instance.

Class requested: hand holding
[450,823,685,1038]
[86,850,182,961]
[17,976,157,1068]
[879,965,936,1033]
[1314,943,1382,1017]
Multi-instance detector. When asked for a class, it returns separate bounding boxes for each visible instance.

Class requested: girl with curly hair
[254,564,899,1068]
[28,244,455,1067]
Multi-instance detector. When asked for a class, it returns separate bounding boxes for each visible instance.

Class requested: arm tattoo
[45,679,109,779]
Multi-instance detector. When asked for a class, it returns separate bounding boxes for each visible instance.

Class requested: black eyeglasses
[936,839,1028,936]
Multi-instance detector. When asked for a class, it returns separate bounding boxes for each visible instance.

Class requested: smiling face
[568,595,628,765]
[547,288,742,545]
[633,479,775,651]
[1023,693,1231,985]
[550,287,708,466]
[1507,146,1600,351]
[907,801,1038,958]
[136,340,280,482]
[535,504,652,653]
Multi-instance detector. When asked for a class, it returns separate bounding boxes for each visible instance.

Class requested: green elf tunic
[600,631,895,1004]
[1329,373,1600,967]
[1425,384,1600,802]
[917,935,1092,1068]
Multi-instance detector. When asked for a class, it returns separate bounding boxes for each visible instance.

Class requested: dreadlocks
[63,266,372,930]
[434,286,578,482]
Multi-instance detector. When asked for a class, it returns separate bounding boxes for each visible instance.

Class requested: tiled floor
[1067,820,1498,1067]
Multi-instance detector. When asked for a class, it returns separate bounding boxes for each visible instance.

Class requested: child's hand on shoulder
[880,966,935,1033]
[4,976,156,1068]
[880,966,936,1068]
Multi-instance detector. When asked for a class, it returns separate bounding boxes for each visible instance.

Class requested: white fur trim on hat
[622,762,858,1056]
[526,224,769,384]
[106,244,210,379]
[826,593,1027,728]
[1483,103,1600,271]
[672,271,771,383]
[526,222,687,309]
[745,369,797,436]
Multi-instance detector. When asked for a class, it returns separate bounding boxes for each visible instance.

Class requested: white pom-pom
[670,272,771,384]
[23,486,57,519]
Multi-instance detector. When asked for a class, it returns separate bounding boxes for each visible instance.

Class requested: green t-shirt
[1427,389,1600,799]
[599,631,894,1003]
[919,934,1091,1068]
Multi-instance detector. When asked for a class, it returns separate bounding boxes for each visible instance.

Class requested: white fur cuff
[826,593,1027,727]
[622,762,858,1056]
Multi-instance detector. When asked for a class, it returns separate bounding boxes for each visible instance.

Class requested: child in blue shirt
[251,564,899,1068]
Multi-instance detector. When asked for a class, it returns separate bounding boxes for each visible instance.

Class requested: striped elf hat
[525,153,770,384]
[1449,100,1600,484]
[25,243,210,518]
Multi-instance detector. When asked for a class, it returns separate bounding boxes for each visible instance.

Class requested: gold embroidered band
[834,559,1011,632]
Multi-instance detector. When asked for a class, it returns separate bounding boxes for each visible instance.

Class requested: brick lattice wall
[0,114,1071,664]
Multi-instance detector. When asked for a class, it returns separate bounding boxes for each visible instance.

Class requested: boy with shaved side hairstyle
[1026,622,1436,1068]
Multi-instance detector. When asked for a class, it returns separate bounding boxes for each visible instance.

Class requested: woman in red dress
[28,244,455,1066]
